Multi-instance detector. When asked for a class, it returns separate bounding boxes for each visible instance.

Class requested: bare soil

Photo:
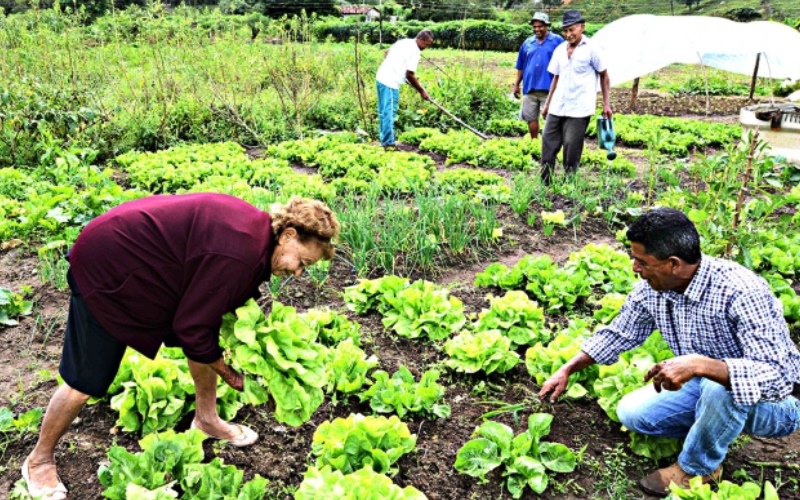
[1,96,799,500]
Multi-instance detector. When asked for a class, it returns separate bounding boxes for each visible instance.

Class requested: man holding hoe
[376,29,433,149]
[539,207,800,497]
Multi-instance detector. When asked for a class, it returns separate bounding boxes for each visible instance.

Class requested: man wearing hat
[540,9,612,185]
[513,12,563,140]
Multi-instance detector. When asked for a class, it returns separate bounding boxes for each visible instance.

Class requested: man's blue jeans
[376,81,400,146]
[618,377,800,476]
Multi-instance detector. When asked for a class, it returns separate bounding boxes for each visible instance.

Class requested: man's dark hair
[416,29,433,42]
[626,208,701,264]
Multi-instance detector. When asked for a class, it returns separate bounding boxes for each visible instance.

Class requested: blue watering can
[597,117,617,161]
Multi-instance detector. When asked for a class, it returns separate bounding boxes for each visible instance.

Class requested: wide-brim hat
[561,10,585,28]
[530,12,550,25]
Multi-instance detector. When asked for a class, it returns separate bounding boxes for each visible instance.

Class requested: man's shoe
[383,144,397,152]
[639,463,722,497]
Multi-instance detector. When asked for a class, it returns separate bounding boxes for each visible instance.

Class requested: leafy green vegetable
[325,338,379,395]
[434,169,511,203]
[381,280,466,341]
[594,331,674,423]
[97,429,206,499]
[565,244,637,294]
[445,329,520,374]
[343,276,410,315]
[311,414,417,475]
[181,457,268,499]
[0,406,44,462]
[454,414,578,498]
[475,291,549,348]
[0,286,33,326]
[525,319,598,399]
[220,300,329,427]
[108,350,196,435]
[360,366,450,420]
[302,308,362,347]
[474,245,635,315]
[668,476,770,500]
[592,331,678,458]
[592,293,628,325]
[125,483,179,499]
[628,433,682,461]
[294,465,428,500]
[99,348,243,431]
[474,262,524,290]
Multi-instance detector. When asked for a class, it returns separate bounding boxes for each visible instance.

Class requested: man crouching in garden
[538,207,800,497]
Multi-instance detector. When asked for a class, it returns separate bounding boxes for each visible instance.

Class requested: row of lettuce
[0,112,748,245]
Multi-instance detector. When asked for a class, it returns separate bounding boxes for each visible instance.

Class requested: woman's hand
[220,366,245,392]
[208,357,245,392]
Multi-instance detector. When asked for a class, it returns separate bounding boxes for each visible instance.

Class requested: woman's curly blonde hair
[269,197,340,259]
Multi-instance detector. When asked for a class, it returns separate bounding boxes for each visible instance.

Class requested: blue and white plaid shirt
[583,255,800,406]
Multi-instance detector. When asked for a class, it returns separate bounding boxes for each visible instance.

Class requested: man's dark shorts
[60,269,127,398]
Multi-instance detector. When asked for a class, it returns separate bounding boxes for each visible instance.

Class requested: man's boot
[639,463,722,497]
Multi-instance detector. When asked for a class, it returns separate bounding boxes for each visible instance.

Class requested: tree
[262,0,337,17]
[394,0,496,21]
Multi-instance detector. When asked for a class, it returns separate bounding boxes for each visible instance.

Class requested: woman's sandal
[21,458,67,500]
[190,420,258,447]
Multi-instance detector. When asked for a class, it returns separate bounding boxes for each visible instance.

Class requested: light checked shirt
[516,32,564,93]
[583,255,800,407]
[546,36,606,118]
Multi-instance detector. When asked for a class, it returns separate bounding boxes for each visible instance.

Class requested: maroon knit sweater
[68,193,274,363]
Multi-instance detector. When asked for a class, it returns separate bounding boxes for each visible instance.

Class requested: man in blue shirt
[513,12,563,140]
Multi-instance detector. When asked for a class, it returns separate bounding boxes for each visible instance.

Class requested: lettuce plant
[474,291,549,348]
[0,286,33,326]
[628,433,682,461]
[181,457,268,500]
[445,329,520,375]
[311,414,417,475]
[592,293,628,325]
[594,331,674,423]
[343,276,410,315]
[564,243,637,294]
[381,280,466,341]
[108,351,196,435]
[102,349,243,432]
[669,476,778,500]
[454,414,578,498]
[0,406,43,460]
[525,331,598,400]
[324,338,379,395]
[294,465,428,500]
[592,332,680,459]
[360,366,450,420]
[98,429,206,499]
[474,262,524,290]
[220,300,329,427]
[302,308,362,347]
[124,483,178,499]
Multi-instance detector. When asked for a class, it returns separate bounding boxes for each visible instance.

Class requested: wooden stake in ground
[630,77,640,112]
[428,99,489,140]
[749,53,761,102]
[725,130,759,257]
